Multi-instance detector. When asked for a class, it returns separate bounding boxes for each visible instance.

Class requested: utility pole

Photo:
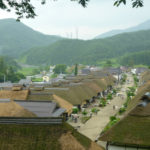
[3,74,5,83]
[76,28,78,39]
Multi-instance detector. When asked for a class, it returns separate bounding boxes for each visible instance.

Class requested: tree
[32,68,40,75]
[74,64,78,76]
[0,0,144,20]
[104,60,112,67]
[53,64,67,74]
[0,56,24,83]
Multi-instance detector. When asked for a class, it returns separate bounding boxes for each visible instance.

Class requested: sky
[0,0,150,39]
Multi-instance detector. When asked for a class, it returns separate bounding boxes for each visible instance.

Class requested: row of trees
[53,64,78,76]
[0,56,25,82]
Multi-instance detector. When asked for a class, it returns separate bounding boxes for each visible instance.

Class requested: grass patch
[18,67,37,76]
[102,116,120,133]
[31,77,43,82]
[81,116,91,124]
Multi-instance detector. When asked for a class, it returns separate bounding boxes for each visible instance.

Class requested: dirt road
[78,74,134,141]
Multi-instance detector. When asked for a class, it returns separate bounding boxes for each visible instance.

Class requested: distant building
[105,67,122,75]
[49,66,55,73]
[57,73,65,79]
[0,82,12,89]
[19,78,32,85]
[136,67,148,75]
[131,68,148,75]
[43,76,50,82]
[81,68,91,75]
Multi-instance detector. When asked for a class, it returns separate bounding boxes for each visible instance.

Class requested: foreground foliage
[0,56,25,82]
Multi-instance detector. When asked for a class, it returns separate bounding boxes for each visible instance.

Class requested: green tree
[0,0,143,20]
[74,64,78,76]
[0,56,24,83]
[0,57,6,73]
[53,64,67,74]
[32,68,40,75]
[106,60,112,67]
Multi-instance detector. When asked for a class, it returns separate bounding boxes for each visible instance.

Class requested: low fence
[0,117,63,125]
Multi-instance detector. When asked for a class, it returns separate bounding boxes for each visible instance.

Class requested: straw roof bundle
[12,86,22,91]
[0,90,29,100]
[0,101,35,117]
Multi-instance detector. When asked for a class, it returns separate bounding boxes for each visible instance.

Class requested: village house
[14,100,66,117]
[99,92,150,150]
[131,68,148,76]
[42,75,50,82]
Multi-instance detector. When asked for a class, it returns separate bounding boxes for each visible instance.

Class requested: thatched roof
[140,70,150,83]
[44,76,115,105]
[12,86,22,91]
[53,95,73,115]
[27,90,53,101]
[99,80,150,147]
[0,101,35,117]
[0,90,29,100]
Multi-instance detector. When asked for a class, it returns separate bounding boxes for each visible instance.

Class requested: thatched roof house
[99,79,150,149]
[14,100,66,117]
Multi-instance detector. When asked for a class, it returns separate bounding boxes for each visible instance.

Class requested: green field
[18,67,37,76]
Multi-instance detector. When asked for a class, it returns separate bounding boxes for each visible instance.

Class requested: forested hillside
[119,51,150,66]
[0,18,62,57]
[21,29,150,65]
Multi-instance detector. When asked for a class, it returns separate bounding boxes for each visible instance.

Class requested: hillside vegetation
[119,51,150,66]
[21,29,150,65]
[0,18,62,57]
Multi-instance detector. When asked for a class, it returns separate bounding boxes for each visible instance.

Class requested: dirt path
[78,74,134,141]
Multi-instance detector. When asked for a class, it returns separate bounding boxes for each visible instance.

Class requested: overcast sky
[0,0,150,39]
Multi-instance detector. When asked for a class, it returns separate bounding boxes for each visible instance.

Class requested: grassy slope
[0,123,91,150]
[21,30,150,65]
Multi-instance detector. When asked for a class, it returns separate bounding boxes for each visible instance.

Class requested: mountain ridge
[95,19,150,39]
[20,29,150,65]
[0,18,63,57]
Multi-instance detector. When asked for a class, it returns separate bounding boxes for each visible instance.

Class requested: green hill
[21,29,150,65]
[0,18,62,57]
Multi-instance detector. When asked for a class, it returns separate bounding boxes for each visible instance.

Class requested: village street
[70,73,134,142]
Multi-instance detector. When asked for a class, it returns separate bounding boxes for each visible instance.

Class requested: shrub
[119,107,126,114]
[72,108,79,114]
[107,93,113,100]
[113,89,117,94]
[110,116,117,122]
[91,108,99,113]
[100,100,106,107]
[82,110,87,116]
[103,116,120,132]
